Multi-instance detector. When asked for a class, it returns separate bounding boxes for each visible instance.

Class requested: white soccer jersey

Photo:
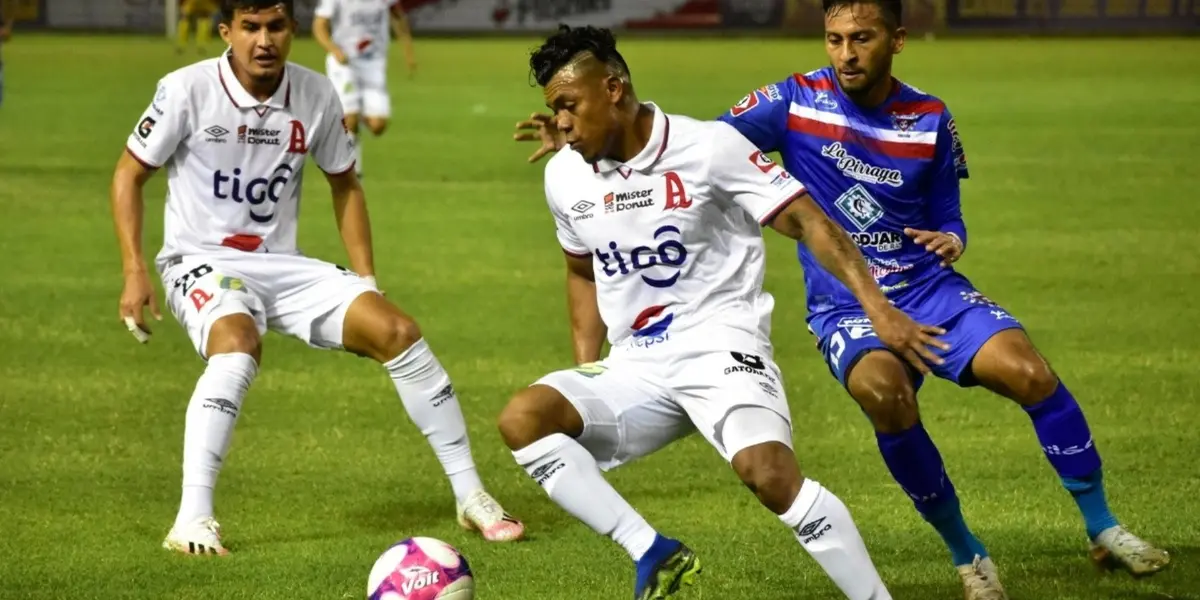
[125,50,356,269]
[543,103,808,354]
[314,0,397,59]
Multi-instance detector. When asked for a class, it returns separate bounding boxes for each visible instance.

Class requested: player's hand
[904,228,963,267]
[513,112,565,163]
[868,304,949,375]
[118,270,162,344]
[333,48,349,65]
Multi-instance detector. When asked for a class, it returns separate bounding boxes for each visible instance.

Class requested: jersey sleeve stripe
[758,188,806,226]
[885,99,946,116]
[562,248,591,259]
[125,145,161,169]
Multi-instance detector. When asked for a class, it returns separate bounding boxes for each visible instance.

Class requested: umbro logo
[570,200,595,222]
[204,125,230,144]
[529,460,564,486]
[796,516,832,544]
[202,397,239,417]
[430,384,455,407]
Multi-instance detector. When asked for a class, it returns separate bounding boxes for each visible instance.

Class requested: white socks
[176,352,258,528]
[780,479,892,600]
[514,434,658,561]
[384,338,483,505]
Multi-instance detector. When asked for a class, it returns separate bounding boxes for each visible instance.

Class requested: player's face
[543,63,622,163]
[824,3,905,95]
[219,5,296,82]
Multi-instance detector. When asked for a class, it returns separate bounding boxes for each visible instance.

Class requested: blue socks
[876,424,987,566]
[1024,382,1118,540]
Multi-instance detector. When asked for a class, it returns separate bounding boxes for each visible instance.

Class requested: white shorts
[159,253,378,359]
[535,345,794,471]
[326,55,390,118]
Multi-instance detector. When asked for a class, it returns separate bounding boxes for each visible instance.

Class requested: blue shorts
[809,272,1024,390]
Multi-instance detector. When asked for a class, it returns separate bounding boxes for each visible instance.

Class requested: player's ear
[218,21,232,45]
[605,75,624,105]
[891,26,907,54]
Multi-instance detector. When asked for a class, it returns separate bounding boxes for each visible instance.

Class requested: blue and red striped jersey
[717,66,970,317]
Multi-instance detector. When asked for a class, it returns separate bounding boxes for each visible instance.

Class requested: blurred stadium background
[1,1,1198,600]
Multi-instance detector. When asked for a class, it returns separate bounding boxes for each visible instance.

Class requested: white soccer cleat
[163,517,229,556]
[456,489,525,543]
[1089,525,1170,578]
[956,555,1008,600]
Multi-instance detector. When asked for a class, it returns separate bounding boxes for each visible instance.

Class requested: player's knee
[497,385,583,451]
[205,314,262,362]
[731,442,803,515]
[1008,354,1059,405]
[366,118,388,136]
[376,314,423,359]
[849,356,919,433]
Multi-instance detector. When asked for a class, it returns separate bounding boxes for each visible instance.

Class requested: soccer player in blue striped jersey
[711,1,1171,597]
[514,4,1173,600]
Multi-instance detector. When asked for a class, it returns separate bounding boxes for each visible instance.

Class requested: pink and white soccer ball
[367,537,474,600]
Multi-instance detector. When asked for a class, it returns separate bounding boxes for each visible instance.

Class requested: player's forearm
[566,272,606,364]
[332,188,376,276]
[789,208,891,315]
[312,19,339,54]
[111,172,148,274]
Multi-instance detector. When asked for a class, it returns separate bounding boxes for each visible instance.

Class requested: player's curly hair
[822,0,903,29]
[220,0,295,23]
[529,24,632,87]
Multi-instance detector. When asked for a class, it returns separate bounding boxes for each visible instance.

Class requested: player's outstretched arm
[389,5,417,76]
[564,253,605,364]
[769,197,949,374]
[311,15,345,64]
[326,168,376,283]
[110,150,162,342]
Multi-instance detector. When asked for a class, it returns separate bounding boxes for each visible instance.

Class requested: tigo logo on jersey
[212,164,294,223]
[595,224,687,288]
[821,142,904,187]
[834,184,885,231]
[630,304,673,346]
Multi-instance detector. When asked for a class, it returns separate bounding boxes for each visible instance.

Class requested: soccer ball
[367,537,474,600]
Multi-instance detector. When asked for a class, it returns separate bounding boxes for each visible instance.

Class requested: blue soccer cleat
[634,534,701,600]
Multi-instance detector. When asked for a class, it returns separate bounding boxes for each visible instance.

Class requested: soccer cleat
[162,517,229,556]
[1089,525,1170,578]
[456,489,525,542]
[956,555,1008,600]
[634,534,701,600]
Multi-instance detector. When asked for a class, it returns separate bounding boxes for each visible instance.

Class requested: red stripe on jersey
[787,114,936,160]
[653,115,671,164]
[562,248,591,259]
[125,146,160,169]
[886,99,946,116]
[221,234,264,252]
[793,73,835,91]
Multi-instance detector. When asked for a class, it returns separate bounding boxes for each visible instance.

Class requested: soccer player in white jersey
[109,0,522,556]
[497,26,949,600]
[313,0,416,177]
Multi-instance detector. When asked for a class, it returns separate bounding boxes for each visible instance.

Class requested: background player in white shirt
[313,0,416,177]
[109,0,521,556]
[497,26,948,600]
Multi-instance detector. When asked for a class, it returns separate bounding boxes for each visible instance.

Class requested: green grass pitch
[0,34,1198,600]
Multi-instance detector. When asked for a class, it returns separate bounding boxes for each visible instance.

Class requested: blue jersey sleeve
[714,79,791,154]
[926,109,970,249]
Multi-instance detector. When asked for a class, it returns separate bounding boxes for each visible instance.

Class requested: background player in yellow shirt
[177,0,219,54]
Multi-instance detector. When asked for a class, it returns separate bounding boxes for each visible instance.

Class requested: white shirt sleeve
[309,88,357,175]
[125,75,189,169]
[314,0,337,19]
[544,165,590,257]
[708,121,807,226]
